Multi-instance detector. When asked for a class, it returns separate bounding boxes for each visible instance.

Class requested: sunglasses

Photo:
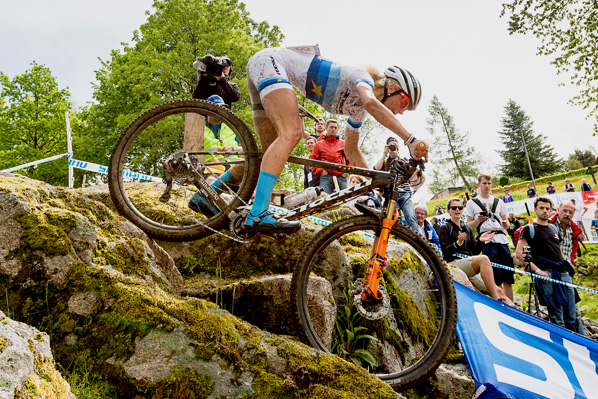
[386,90,411,111]
[397,90,410,111]
[449,206,464,211]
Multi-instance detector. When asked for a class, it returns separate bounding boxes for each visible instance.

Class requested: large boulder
[0,174,399,398]
[0,310,72,399]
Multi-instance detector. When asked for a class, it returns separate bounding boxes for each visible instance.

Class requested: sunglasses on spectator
[449,206,464,210]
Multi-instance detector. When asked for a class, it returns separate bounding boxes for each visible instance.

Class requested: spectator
[310,119,349,194]
[430,217,441,233]
[526,183,537,198]
[466,174,515,301]
[303,135,320,189]
[591,209,598,236]
[192,55,240,107]
[373,137,417,230]
[571,199,589,241]
[438,198,513,305]
[462,195,468,208]
[471,188,478,198]
[564,178,576,192]
[581,178,592,192]
[549,200,586,335]
[502,189,514,203]
[435,205,445,215]
[303,118,326,140]
[506,212,521,243]
[349,175,381,210]
[202,95,242,176]
[546,181,556,194]
[516,197,577,332]
[414,204,440,249]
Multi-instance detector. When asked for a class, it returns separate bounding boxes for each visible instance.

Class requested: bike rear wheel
[291,216,456,387]
[108,99,260,241]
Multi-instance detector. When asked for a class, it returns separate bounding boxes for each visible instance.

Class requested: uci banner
[455,282,598,399]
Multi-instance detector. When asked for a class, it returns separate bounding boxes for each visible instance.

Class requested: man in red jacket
[549,200,583,263]
[549,199,586,336]
[310,119,350,194]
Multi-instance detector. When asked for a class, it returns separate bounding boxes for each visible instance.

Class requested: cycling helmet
[383,66,422,111]
[206,95,225,105]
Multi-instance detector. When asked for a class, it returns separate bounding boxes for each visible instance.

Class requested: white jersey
[247,47,374,131]
[465,195,510,245]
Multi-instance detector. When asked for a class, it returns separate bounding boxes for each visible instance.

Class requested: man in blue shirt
[502,189,514,203]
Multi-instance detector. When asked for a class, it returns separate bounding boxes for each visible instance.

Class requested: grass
[61,363,118,399]
[424,168,595,216]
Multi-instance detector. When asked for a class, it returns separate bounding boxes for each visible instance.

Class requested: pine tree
[497,100,563,179]
[426,95,480,193]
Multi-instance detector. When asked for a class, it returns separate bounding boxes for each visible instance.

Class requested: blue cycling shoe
[243,210,301,236]
[189,191,218,217]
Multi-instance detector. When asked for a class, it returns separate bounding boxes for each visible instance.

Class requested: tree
[497,99,563,179]
[501,0,598,135]
[0,62,74,186]
[79,0,283,170]
[426,95,480,194]
[568,149,596,168]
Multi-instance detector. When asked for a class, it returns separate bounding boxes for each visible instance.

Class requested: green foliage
[331,284,378,368]
[426,95,480,193]
[568,149,596,168]
[79,0,283,175]
[497,99,563,179]
[499,176,510,186]
[501,0,598,135]
[63,363,118,399]
[0,62,75,186]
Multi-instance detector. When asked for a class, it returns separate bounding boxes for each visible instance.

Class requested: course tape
[454,252,598,295]
[271,204,598,295]
[67,158,162,183]
[1,153,69,173]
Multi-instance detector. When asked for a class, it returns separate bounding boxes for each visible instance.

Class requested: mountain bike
[108,99,457,387]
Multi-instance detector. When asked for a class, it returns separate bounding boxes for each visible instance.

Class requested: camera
[479,211,488,217]
[388,144,397,152]
[522,245,533,262]
[193,54,232,78]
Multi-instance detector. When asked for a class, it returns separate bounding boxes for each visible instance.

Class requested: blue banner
[455,282,598,399]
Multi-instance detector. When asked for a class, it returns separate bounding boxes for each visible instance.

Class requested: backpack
[513,223,560,247]
[470,197,502,233]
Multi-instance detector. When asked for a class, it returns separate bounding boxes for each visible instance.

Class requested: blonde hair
[365,66,385,90]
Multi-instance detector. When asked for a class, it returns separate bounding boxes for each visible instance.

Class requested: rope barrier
[0,153,70,173]
[454,252,598,295]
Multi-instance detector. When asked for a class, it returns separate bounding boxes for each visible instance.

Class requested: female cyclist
[190,46,428,236]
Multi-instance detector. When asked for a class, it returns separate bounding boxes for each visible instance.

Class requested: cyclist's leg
[344,129,368,169]
[243,57,302,234]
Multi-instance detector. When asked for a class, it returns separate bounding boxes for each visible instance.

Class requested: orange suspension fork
[361,199,399,301]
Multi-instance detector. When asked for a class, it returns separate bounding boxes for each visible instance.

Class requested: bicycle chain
[165,202,252,244]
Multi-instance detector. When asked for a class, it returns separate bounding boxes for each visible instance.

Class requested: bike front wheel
[291,216,456,387]
[108,99,260,241]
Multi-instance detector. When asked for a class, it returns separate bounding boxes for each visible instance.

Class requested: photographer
[516,197,577,332]
[439,198,513,305]
[373,137,417,230]
[192,54,240,107]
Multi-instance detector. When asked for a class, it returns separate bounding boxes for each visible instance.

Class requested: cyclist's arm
[357,85,411,142]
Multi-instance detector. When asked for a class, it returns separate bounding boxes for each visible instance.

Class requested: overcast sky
[1,0,595,189]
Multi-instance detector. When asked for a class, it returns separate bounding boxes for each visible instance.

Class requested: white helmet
[384,66,422,111]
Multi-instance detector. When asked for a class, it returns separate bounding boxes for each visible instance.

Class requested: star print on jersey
[310,80,323,99]
[305,55,341,108]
